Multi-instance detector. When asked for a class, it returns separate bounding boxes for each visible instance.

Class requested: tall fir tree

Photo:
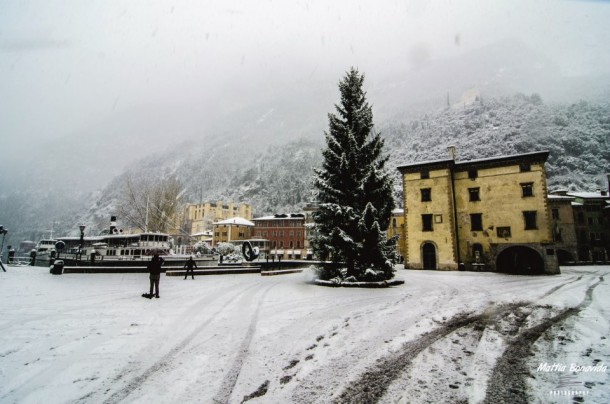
[312,68,396,280]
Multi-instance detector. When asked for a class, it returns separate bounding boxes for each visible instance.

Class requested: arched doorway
[422,243,437,270]
[496,246,544,275]
[556,249,573,265]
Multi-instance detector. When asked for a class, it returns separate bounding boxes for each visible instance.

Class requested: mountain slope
[383,94,610,194]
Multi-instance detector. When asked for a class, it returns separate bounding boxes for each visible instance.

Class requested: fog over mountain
[1,0,610,243]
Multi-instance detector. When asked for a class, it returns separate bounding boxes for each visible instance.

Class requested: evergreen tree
[312,68,396,281]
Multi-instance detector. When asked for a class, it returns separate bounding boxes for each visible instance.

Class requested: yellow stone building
[212,217,254,246]
[387,208,406,262]
[547,192,579,264]
[398,150,559,274]
[183,201,252,235]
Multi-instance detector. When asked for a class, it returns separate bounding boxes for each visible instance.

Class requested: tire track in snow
[288,274,494,402]
[83,281,261,404]
[212,283,276,404]
[333,309,495,403]
[333,274,592,403]
[539,274,583,299]
[482,276,604,404]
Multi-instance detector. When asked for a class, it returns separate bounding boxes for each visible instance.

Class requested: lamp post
[0,225,8,271]
[78,224,86,262]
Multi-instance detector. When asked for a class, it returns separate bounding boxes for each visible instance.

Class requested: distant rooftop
[547,195,575,201]
[213,217,254,226]
[252,213,306,221]
[567,191,609,199]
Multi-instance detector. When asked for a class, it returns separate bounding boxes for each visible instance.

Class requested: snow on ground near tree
[0,266,608,403]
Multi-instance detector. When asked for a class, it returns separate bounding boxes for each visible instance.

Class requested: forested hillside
[82,138,323,232]
[383,94,610,192]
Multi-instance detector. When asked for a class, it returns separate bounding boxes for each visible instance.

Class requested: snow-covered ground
[0,266,608,403]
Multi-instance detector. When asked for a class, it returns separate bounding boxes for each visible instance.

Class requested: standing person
[147,253,164,298]
[7,246,15,264]
[183,256,197,280]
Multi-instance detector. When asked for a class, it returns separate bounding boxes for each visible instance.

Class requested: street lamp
[0,225,8,271]
[78,224,86,261]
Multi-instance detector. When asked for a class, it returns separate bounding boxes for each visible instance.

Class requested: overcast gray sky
[1,0,610,157]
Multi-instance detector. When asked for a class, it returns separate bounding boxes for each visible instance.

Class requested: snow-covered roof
[213,217,254,227]
[547,195,574,201]
[397,150,549,172]
[191,231,213,237]
[252,213,306,221]
[397,158,453,171]
[392,208,405,214]
[567,191,609,200]
[455,150,549,166]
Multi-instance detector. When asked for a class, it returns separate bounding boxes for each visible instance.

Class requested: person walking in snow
[147,253,164,298]
[183,256,197,280]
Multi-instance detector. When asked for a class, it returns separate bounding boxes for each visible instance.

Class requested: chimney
[447,145,456,160]
[110,216,117,234]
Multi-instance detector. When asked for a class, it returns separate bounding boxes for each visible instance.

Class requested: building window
[551,208,559,220]
[521,183,534,197]
[421,188,431,202]
[422,214,433,231]
[468,187,480,202]
[587,217,593,225]
[392,218,397,227]
[421,170,430,179]
[468,169,478,179]
[519,163,531,172]
[470,213,483,231]
[434,214,443,223]
[497,227,511,238]
[523,211,537,230]
[577,212,585,224]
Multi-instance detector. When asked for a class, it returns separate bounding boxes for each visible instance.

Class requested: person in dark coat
[148,253,164,298]
[183,256,197,280]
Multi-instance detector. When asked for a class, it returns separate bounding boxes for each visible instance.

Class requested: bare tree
[117,175,184,233]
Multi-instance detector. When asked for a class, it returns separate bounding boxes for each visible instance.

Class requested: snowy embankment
[0,266,608,403]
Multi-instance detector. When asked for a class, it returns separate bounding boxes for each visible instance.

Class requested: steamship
[36,217,216,267]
